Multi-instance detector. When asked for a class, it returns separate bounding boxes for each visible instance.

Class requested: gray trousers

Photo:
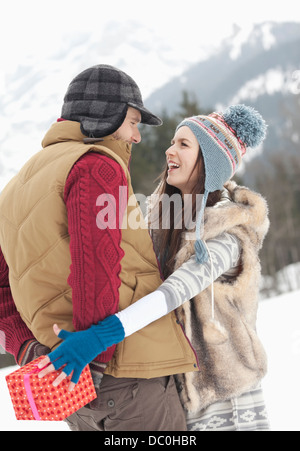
[65,374,187,431]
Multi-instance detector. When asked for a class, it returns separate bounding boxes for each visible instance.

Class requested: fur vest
[174,181,270,413]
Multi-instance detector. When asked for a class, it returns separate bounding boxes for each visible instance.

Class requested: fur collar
[203,180,269,246]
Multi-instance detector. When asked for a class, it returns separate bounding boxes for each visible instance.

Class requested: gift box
[5,356,97,421]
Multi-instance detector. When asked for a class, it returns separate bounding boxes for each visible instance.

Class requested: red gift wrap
[5,356,97,421]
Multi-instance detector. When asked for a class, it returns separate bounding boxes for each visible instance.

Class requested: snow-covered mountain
[146,21,300,156]
[147,21,300,110]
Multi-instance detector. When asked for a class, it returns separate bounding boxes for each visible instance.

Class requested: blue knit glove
[47,315,125,384]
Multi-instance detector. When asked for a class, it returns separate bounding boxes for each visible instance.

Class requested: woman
[145,105,270,431]
[39,104,270,431]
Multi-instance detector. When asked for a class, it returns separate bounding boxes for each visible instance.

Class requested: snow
[230,67,298,104]
[260,23,277,51]
[229,22,276,60]
[260,262,300,299]
[257,289,300,431]
[0,289,299,431]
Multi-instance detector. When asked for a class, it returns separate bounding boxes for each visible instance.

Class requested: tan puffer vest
[0,121,198,379]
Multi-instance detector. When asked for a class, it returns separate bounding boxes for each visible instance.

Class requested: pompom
[222,104,267,148]
[194,239,209,264]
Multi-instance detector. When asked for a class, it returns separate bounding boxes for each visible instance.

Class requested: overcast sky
[1,0,299,85]
[1,0,299,133]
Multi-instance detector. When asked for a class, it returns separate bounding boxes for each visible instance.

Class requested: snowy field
[0,289,299,431]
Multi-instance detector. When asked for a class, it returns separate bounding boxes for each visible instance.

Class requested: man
[0,65,198,431]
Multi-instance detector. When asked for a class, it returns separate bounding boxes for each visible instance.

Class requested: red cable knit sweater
[0,152,127,364]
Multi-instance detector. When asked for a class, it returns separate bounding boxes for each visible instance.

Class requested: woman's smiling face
[165,126,201,195]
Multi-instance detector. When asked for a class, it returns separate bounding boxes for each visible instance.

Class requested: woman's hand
[37,315,125,392]
[38,325,76,392]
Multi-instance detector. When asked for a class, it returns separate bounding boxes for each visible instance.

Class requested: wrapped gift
[5,355,97,421]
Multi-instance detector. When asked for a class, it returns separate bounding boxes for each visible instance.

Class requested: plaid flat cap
[61,64,162,138]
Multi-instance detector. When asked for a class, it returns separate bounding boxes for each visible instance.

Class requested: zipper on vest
[175,311,200,371]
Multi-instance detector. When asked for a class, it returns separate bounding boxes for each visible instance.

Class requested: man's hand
[17,339,51,367]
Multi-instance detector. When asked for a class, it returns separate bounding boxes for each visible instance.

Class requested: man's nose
[132,129,141,144]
